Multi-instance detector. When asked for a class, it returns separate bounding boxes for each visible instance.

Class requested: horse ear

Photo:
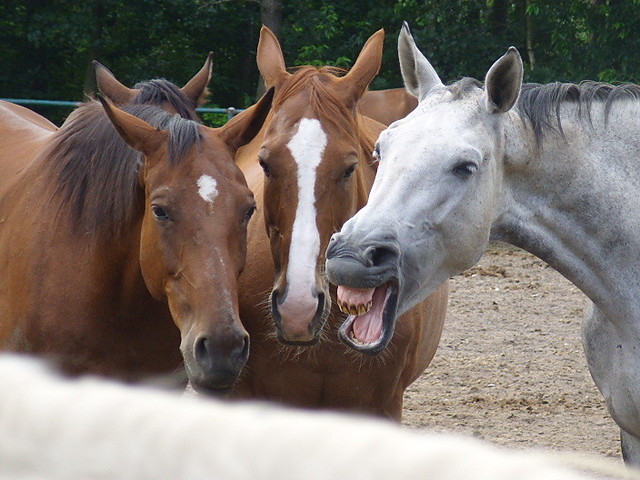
[398,22,443,100]
[257,25,290,89]
[338,29,385,104]
[97,94,166,155]
[484,47,523,114]
[181,52,213,107]
[94,61,138,106]
[217,87,274,152]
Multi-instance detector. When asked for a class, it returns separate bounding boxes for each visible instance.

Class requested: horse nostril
[365,245,399,268]
[194,336,213,371]
[237,334,250,363]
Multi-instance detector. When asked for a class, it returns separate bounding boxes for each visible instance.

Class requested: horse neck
[494,103,640,321]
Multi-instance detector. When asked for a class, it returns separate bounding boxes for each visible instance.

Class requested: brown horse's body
[0,100,58,192]
[0,61,274,393]
[358,87,418,125]
[231,27,447,420]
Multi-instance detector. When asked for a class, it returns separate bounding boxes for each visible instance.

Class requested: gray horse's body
[326,23,640,463]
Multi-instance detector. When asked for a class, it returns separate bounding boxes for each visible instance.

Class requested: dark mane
[275,66,374,159]
[133,78,201,121]
[45,100,202,240]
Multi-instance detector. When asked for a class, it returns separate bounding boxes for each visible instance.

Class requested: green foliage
[3,0,640,125]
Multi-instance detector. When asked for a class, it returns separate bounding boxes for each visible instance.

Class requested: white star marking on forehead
[197,174,218,204]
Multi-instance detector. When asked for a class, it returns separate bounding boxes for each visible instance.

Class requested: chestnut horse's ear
[181,52,213,107]
[216,87,274,152]
[97,94,166,156]
[257,26,290,89]
[94,61,138,106]
[337,29,385,106]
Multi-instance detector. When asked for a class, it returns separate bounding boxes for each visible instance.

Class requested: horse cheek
[139,220,169,301]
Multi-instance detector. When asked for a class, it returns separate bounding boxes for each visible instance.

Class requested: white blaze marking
[285,118,327,302]
[197,175,218,204]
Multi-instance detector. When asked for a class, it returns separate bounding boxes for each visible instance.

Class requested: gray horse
[326,22,640,464]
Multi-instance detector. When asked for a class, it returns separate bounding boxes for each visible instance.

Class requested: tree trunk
[525,0,535,71]
[255,0,283,98]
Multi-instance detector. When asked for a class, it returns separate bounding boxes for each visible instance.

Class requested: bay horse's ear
[483,47,523,114]
[94,61,138,106]
[338,29,385,106]
[257,26,290,89]
[398,22,443,100]
[181,52,213,107]
[217,87,274,152]
[97,94,166,156]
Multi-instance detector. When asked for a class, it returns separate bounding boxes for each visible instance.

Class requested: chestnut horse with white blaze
[0,59,274,394]
[232,26,448,419]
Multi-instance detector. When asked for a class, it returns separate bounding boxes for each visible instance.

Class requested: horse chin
[338,280,399,355]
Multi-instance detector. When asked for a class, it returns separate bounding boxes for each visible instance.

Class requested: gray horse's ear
[398,22,443,100]
[484,47,523,114]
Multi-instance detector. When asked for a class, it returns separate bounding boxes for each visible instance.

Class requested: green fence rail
[0,98,243,120]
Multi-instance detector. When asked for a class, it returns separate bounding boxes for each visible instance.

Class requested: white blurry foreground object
[0,354,634,480]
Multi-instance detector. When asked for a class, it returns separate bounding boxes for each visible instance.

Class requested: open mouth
[336,281,398,354]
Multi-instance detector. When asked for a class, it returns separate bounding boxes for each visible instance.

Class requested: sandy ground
[402,242,622,463]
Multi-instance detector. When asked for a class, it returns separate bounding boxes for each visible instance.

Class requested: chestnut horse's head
[99,90,273,393]
[253,27,384,344]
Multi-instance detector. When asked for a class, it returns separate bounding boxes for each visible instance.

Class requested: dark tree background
[2,0,640,123]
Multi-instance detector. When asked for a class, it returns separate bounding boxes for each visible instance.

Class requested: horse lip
[337,279,399,355]
[272,290,328,345]
[189,382,234,397]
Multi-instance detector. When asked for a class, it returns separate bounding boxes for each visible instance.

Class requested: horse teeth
[337,300,348,314]
[348,305,359,316]
[357,305,367,316]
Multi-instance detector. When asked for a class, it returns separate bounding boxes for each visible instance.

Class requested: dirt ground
[402,242,622,463]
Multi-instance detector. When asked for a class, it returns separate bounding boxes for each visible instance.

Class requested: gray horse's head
[326,22,523,353]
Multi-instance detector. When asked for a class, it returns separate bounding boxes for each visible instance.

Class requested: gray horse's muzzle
[325,231,400,289]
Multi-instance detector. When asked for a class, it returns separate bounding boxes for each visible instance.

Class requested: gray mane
[49,100,202,240]
[516,81,640,140]
[448,77,640,141]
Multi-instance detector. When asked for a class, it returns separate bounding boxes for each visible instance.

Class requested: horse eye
[372,144,380,162]
[452,162,478,179]
[259,159,271,177]
[151,204,170,221]
[343,163,357,179]
[244,205,256,224]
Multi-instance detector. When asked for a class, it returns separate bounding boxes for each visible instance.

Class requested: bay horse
[1,354,627,480]
[232,26,448,420]
[358,87,418,125]
[0,65,274,393]
[326,22,640,463]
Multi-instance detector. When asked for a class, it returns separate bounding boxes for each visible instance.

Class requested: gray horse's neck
[492,102,640,324]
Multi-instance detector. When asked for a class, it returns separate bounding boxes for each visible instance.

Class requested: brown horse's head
[99,90,273,393]
[94,53,212,120]
[254,26,384,344]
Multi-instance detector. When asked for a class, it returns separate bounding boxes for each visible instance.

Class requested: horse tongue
[352,285,387,344]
